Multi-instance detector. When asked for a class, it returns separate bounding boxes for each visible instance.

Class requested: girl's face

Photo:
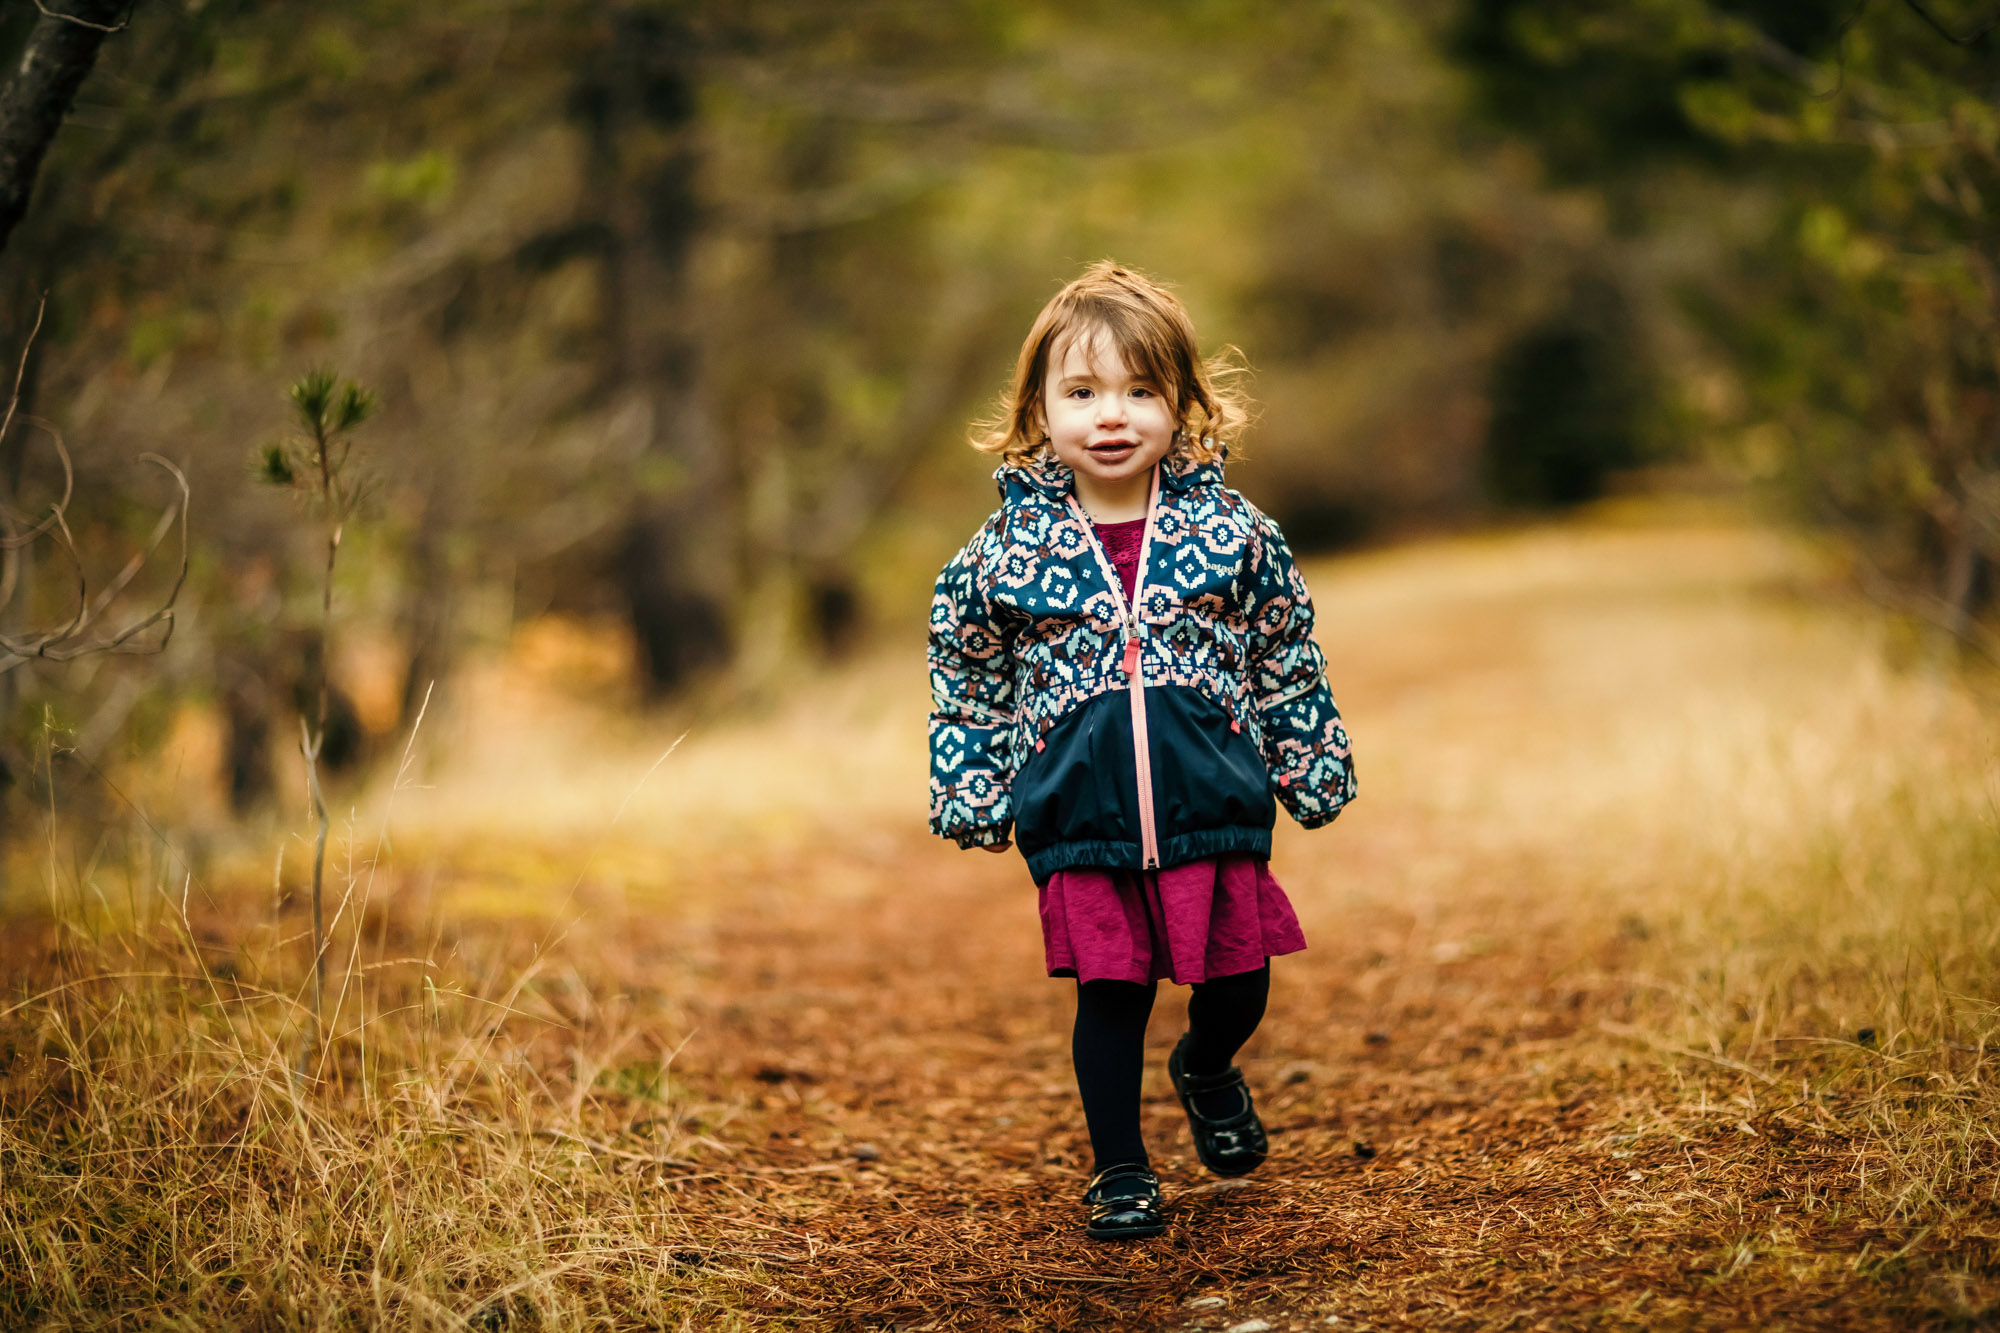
[1042,329,1177,500]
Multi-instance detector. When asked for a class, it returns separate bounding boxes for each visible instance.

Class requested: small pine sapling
[255,367,377,1076]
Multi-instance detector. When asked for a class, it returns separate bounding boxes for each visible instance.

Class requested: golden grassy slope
[3,503,1996,1330]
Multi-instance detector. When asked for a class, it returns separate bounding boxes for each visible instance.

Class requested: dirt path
[379,505,1985,1329]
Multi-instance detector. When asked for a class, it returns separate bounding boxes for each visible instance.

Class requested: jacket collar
[995,447,1226,507]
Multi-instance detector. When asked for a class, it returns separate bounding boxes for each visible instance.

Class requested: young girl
[928,261,1356,1239]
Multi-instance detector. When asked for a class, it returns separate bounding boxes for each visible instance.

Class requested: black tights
[1071,963,1270,1173]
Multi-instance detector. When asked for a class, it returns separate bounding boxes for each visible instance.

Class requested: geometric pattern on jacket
[928,449,1356,852]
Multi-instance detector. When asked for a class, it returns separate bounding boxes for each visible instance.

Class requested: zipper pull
[1122,635,1141,677]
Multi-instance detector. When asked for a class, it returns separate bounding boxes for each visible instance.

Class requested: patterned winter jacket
[928,451,1355,882]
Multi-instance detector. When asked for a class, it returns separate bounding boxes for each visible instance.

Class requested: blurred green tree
[1458,0,2000,646]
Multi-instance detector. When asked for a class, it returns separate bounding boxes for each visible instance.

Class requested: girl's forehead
[1050,325,1143,381]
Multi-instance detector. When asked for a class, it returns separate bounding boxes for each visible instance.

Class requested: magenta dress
[1037,519,1310,986]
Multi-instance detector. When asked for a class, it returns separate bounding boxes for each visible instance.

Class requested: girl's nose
[1095,392,1127,424]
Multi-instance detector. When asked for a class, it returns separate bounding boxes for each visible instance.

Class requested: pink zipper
[1067,467,1164,870]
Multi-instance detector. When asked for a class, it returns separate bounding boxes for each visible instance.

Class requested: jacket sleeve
[928,518,1019,848]
[1244,505,1356,828]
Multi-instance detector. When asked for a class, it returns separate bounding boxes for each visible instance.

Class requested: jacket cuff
[1262,693,1356,828]
[953,820,1014,850]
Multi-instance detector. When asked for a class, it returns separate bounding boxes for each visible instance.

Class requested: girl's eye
[1068,387,1092,400]
[1131,387,1154,398]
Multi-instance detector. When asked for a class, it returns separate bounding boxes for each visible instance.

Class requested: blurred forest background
[0,0,1994,841]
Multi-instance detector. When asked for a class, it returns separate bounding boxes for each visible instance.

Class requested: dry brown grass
[3,500,1998,1331]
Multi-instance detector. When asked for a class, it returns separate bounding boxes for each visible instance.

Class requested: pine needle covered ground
[3,503,1997,1330]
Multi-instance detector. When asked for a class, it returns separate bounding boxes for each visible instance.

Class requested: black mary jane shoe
[1168,1033,1269,1178]
[1083,1163,1166,1240]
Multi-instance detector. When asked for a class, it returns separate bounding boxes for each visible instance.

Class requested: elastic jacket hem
[1025,826,1274,884]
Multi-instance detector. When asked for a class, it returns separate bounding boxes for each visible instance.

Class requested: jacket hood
[994,448,1227,507]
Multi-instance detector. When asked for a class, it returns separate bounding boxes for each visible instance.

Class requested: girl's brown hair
[973,260,1251,467]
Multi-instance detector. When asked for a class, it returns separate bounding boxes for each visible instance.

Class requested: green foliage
[363,149,456,212]
[334,381,376,433]
[255,440,295,487]
[264,367,376,517]
[124,309,186,369]
[286,366,338,436]
[1458,0,2000,634]
[307,21,365,82]
[286,366,377,442]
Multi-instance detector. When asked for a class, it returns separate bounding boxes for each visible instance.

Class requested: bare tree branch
[31,1,128,34]
[0,420,73,550]
[0,297,45,456]
[0,449,189,672]
[1849,539,2000,665]
[1807,473,2000,664]
[0,297,189,674]
[0,300,80,559]
[1900,0,2000,46]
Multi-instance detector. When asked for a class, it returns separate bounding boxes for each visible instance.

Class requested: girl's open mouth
[1088,441,1137,461]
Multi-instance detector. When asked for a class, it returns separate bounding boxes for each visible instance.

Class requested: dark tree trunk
[222,665,272,815]
[1939,510,1983,645]
[397,488,454,731]
[623,512,731,686]
[0,0,128,257]
[805,569,862,658]
[574,8,734,694]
